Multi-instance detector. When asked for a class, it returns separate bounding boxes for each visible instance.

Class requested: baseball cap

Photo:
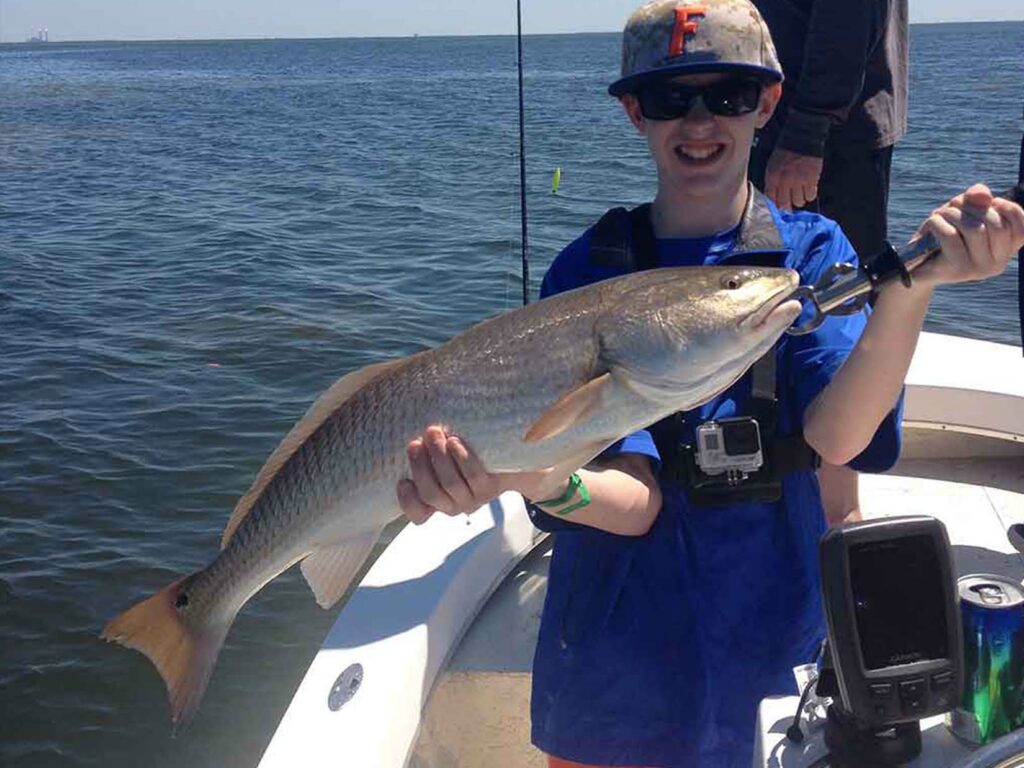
[609,0,784,97]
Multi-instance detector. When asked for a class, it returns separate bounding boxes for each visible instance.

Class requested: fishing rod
[516,0,530,306]
[789,183,1024,336]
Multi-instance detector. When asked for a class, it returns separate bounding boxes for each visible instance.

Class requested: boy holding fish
[399,0,1024,766]
[99,0,1023,757]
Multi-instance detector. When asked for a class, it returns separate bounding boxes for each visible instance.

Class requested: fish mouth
[741,282,803,331]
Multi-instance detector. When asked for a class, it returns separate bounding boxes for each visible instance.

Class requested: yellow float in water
[551,167,562,194]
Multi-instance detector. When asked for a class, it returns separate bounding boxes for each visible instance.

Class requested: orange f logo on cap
[669,5,707,57]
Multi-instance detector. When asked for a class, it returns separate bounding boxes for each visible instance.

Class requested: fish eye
[722,273,745,290]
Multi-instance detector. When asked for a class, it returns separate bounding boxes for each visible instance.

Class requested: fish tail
[101,572,233,728]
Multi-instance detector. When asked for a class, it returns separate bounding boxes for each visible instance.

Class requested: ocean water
[1,23,1023,768]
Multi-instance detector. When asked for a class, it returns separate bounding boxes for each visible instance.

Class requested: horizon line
[2,17,1022,46]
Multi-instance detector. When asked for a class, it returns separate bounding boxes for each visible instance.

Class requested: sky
[1,0,1022,43]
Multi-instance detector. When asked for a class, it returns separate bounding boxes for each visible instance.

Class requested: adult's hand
[765,147,824,211]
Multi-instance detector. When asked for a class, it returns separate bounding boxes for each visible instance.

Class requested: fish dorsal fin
[300,531,381,609]
[221,358,408,549]
[523,372,614,444]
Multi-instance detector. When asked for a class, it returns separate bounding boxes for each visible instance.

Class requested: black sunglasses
[636,78,765,121]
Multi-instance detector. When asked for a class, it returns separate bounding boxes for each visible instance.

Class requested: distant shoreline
[1,19,1022,46]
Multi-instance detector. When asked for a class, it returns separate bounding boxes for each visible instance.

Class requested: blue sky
[2,0,1022,43]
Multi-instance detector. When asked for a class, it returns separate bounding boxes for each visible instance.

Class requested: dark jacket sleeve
[778,0,887,157]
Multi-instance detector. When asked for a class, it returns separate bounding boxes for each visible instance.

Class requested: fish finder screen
[849,535,948,670]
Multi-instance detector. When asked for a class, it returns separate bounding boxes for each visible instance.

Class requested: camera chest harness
[587,188,821,504]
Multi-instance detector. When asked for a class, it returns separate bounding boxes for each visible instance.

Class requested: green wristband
[534,473,591,516]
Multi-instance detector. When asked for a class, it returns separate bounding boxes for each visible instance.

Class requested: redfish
[102,265,801,726]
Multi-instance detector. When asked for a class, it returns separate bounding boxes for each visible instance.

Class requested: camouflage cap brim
[609,61,782,97]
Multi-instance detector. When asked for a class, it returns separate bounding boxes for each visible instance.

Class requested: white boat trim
[258,492,546,768]
[902,421,1024,444]
[903,332,1024,443]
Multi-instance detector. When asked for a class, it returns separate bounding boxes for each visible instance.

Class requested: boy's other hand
[909,184,1024,290]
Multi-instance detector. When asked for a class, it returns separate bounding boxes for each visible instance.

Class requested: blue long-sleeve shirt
[529,197,903,767]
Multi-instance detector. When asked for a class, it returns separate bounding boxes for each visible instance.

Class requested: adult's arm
[777,0,887,158]
[818,462,862,526]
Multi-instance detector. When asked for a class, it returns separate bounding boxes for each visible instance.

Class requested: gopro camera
[694,417,764,482]
[672,415,783,506]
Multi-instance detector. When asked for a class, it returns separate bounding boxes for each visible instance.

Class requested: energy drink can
[947,574,1024,744]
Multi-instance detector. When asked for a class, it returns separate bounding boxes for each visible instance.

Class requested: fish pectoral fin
[524,373,614,444]
[300,531,381,609]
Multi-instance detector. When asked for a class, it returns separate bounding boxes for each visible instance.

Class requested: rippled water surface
[1,23,1023,768]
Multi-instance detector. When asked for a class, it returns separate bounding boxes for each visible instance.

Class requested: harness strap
[589,207,634,270]
[628,204,658,272]
[586,191,821,482]
[773,434,822,475]
[751,344,776,403]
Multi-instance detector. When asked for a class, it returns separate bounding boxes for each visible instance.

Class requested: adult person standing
[397,1,1024,765]
[748,0,907,252]
[748,0,909,526]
